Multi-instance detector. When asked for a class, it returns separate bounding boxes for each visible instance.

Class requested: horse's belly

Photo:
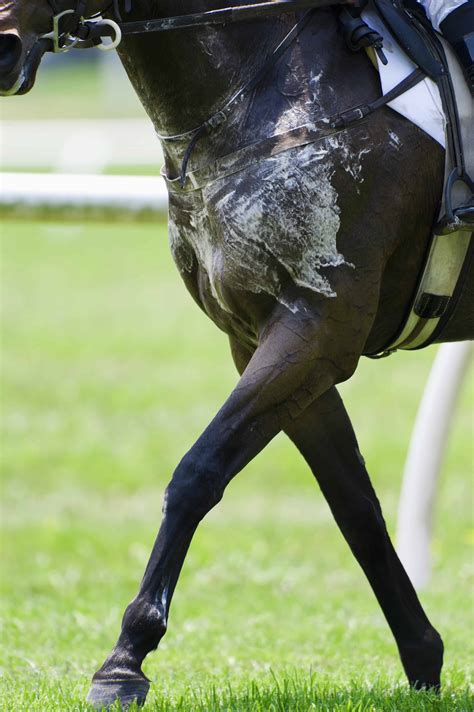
[168,144,352,321]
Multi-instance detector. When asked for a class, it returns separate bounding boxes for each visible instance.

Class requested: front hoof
[86,678,150,709]
[401,628,444,692]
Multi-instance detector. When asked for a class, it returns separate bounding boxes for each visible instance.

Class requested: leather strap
[95,0,342,38]
[161,67,425,189]
[173,11,316,186]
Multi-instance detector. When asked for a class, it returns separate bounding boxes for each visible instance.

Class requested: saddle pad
[362,5,473,179]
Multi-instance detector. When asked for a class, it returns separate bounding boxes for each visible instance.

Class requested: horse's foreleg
[87,299,360,709]
[285,386,444,690]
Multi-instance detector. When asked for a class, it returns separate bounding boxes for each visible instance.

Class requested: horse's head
[0,0,107,95]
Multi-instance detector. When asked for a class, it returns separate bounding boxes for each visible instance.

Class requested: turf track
[1,218,472,711]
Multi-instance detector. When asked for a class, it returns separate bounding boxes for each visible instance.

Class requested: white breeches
[417,0,469,30]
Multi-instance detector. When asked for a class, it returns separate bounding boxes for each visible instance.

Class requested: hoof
[401,628,444,693]
[411,679,441,693]
[86,678,150,709]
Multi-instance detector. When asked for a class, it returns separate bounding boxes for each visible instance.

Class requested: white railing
[1,119,163,173]
[0,172,168,214]
[397,341,472,589]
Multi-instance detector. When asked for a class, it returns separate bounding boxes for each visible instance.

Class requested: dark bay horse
[1,0,472,707]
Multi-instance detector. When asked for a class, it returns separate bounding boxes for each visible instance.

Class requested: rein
[39,0,349,186]
[41,0,343,52]
[104,0,342,35]
[164,11,315,185]
[39,0,424,188]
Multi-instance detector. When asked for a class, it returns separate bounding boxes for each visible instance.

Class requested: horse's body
[119,2,446,354]
[1,0,472,707]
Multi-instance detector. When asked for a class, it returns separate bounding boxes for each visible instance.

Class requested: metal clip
[41,10,80,53]
[87,17,122,51]
[41,11,122,53]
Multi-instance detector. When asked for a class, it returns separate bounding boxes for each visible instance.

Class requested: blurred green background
[2,54,142,120]
[1,53,161,176]
[1,52,473,711]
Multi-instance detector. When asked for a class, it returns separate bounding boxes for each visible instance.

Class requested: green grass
[1,218,473,711]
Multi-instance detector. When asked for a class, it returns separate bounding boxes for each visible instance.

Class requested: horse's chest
[168,144,350,321]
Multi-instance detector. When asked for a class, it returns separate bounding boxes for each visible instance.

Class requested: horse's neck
[116,1,293,137]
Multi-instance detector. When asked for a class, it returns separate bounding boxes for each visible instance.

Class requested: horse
[1,0,472,708]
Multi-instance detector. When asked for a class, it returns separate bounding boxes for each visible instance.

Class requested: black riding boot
[440,0,474,96]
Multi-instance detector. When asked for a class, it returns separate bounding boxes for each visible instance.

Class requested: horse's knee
[164,452,224,521]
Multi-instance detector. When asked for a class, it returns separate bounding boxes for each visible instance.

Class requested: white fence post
[396,341,472,590]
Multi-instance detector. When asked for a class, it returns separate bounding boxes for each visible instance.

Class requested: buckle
[330,106,366,129]
[435,206,474,235]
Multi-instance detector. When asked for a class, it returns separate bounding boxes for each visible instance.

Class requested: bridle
[38,0,422,189]
[42,0,122,52]
[41,0,343,53]
[37,0,353,184]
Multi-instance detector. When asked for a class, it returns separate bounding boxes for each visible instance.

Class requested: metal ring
[95,18,122,51]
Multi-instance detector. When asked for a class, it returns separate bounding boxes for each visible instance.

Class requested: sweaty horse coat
[1,1,470,709]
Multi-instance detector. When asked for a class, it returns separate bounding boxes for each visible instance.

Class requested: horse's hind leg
[285,386,444,690]
[87,295,364,709]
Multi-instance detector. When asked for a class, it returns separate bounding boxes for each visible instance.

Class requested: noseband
[41,0,343,53]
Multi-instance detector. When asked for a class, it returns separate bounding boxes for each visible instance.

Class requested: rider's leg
[440,1,474,94]
[420,0,470,29]
[419,0,474,94]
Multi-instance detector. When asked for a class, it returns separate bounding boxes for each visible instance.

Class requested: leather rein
[42,0,343,53]
[40,0,424,188]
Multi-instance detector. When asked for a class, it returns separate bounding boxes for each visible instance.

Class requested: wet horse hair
[2,0,473,708]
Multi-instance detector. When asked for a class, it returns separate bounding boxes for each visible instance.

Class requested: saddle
[340,0,474,355]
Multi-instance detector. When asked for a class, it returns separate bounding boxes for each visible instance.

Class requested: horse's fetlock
[422,627,444,662]
[122,596,167,650]
[400,626,444,690]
